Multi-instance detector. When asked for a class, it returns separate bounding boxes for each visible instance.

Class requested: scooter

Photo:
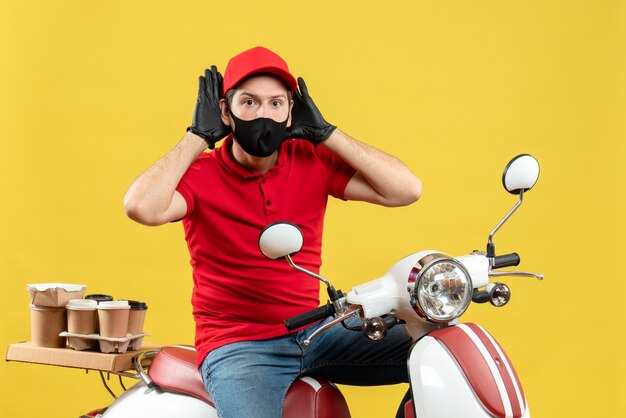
[85,154,542,418]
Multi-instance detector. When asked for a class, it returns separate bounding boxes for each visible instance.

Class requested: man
[124,46,422,417]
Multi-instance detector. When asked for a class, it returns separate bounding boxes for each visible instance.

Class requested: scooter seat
[148,346,213,405]
[148,346,351,418]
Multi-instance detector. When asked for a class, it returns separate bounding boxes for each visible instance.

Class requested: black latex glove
[187,66,231,149]
[286,77,336,145]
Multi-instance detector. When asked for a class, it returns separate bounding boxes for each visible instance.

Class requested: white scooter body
[102,381,217,418]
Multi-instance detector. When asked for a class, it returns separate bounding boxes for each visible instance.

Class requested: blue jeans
[200,317,413,418]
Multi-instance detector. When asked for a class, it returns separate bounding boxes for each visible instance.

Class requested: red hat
[222,46,297,95]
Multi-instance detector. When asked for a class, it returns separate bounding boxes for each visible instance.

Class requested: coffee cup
[30,305,66,348]
[125,300,148,335]
[66,299,98,335]
[84,294,113,332]
[97,301,130,338]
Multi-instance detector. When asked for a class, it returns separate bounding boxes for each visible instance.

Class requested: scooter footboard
[408,323,528,418]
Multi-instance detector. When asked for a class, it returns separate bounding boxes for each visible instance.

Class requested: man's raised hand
[286,77,336,145]
[187,66,231,149]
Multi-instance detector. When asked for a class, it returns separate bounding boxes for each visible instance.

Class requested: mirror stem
[487,189,524,258]
[285,254,333,287]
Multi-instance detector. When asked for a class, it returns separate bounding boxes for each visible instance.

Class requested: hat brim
[224,66,297,95]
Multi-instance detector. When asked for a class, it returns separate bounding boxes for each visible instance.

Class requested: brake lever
[489,271,544,280]
[303,307,360,347]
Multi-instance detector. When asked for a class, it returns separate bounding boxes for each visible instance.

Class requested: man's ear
[220,99,231,126]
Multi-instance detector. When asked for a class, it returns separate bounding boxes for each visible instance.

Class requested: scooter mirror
[502,154,540,195]
[258,222,304,260]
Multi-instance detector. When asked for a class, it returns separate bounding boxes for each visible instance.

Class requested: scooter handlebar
[284,302,336,332]
[493,252,520,268]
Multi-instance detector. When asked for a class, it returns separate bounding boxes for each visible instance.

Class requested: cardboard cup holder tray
[59,332,150,353]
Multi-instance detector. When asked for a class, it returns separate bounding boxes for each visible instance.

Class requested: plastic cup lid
[84,294,114,303]
[66,299,98,310]
[97,300,130,310]
[122,300,148,310]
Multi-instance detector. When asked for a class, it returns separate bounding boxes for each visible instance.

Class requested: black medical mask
[229,110,288,158]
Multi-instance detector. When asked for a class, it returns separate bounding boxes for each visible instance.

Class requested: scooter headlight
[410,254,473,323]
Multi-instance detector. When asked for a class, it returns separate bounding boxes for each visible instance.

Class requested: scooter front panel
[409,336,497,418]
[409,323,527,418]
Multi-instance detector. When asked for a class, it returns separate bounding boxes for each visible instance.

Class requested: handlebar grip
[493,253,521,269]
[284,303,335,332]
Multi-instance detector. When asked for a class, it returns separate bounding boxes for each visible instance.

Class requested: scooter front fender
[408,323,529,418]
[102,381,217,418]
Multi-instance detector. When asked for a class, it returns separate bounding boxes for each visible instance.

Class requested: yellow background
[1,1,624,417]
